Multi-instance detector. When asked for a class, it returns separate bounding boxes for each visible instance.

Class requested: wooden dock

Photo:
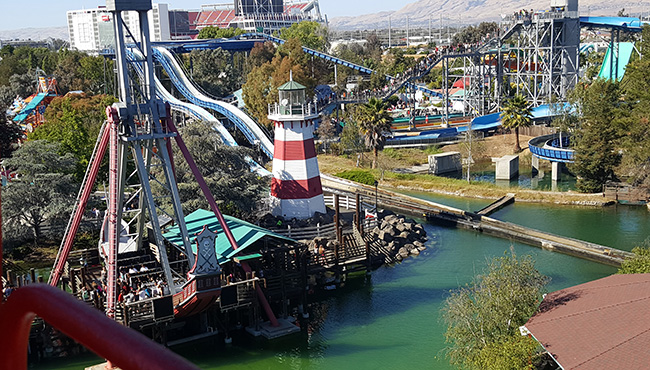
[321,176,633,267]
[476,194,515,216]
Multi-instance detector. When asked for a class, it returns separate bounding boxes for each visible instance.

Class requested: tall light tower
[268,75,326,219]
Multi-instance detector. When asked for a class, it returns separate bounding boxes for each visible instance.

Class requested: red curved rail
[0,284,198,370]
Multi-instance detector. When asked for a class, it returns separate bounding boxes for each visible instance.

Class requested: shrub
[334,169,376,185]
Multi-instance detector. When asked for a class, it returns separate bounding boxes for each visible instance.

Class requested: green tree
[0,100,23,158]
[340,119,364,159]
[354,97,392,169]
[54,50,111,94]
[190,48,241,97]
[619,25,650,187]
[500,94,532,152]
[242,38,313,128]
[172,122,267,218]
[617,244,650,274]
[197,26,244,39]
[571,80,624,193]
[442,254,549,369]
[1,140,78,241]
[315,115,336,153]
[29,94,116,180]
[278,21,329,51]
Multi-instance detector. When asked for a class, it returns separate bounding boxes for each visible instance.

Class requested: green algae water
[34,192,650,370]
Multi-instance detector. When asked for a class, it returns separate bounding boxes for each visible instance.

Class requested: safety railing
[0,284,197,370]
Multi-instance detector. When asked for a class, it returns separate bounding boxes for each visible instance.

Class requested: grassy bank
[317,134,610,206]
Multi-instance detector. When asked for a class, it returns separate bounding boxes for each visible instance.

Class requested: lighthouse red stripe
[270,177,323,199]
[273,138,317,161]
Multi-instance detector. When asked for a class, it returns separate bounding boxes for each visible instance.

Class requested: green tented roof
[234,253,262,261]
[278,80,306,91]
[162,209,295,264]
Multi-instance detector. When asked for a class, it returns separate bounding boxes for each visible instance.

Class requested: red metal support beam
[49,124,110,287]
[165,115,280,327]
[1,175,3,294]
[0,284,198,370]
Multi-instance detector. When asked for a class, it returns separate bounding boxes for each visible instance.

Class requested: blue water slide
[152,46,274,158]
[579,16,644,31]
[598,42,635,81]
[13,92,47,123]
[127,48,270,176]
[528,134,574,163]
[127,48,238,147]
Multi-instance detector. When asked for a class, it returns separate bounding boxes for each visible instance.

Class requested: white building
[67,3,171,52]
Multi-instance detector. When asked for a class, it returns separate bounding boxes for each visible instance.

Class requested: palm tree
[500,94,532,152]
[355,97,393,169]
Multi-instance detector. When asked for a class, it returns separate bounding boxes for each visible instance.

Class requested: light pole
[374,180,378,219]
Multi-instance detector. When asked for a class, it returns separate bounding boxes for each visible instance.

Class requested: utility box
[494,155,519,180]
[106,0,152,12]
[428,152,462,175]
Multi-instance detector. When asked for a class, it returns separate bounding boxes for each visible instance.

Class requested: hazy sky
[0,0,404,31]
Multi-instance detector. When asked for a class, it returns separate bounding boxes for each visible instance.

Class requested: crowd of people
[80,261,168,311]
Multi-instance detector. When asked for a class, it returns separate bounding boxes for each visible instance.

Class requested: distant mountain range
[329,0,648,30]
[0,27,68,43]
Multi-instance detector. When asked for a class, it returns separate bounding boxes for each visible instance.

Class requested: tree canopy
[618,244,650,274]
[1,140,78,241]
[442,254,549,369]
[278,21,329,51]
[570,80,624,192]
[197,27,245,40]
[29,94,116,180]
[172,122,268,219]
[242,38,314,129]
[189,48,242,98]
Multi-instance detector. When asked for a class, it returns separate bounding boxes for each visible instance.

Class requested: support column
[551,161,563,181]
[531,156,540,177]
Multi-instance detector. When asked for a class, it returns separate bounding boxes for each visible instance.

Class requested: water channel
[35,191,650,370]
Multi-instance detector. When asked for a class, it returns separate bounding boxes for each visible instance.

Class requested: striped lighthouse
[268,76,326,219]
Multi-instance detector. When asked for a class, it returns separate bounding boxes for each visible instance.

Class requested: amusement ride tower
[50,0,279,326]
[268,76,326,219]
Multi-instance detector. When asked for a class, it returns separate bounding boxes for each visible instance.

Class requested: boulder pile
[369,210,428,262]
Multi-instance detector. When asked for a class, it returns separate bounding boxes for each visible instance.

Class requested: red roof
[452,77,470,88]
[524,273,650,370]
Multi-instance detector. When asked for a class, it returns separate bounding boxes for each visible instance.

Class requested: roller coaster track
[238,33,444,98]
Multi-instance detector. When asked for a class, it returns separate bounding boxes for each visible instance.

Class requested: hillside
[0,27,68,42]
[329,0,645,30]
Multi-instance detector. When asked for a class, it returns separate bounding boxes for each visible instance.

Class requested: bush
[423,145,443,155]
[382,147,400,159]
[334,169,376,185]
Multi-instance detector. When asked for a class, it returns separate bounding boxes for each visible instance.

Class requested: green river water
[33,191,650,370]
